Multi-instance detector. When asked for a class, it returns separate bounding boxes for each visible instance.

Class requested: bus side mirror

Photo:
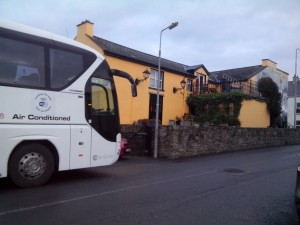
[131,84,137,97]
[110,69,138,97]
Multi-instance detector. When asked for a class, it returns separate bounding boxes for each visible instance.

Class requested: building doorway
[149,94,163,124]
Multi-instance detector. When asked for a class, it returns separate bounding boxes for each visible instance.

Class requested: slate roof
[210,65,266,83]
[89,35,273,84]
[91,35,209,78]
[288,81,300,97]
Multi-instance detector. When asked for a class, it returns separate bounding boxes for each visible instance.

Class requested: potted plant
[175,116,181,126]
[228,116,241,127]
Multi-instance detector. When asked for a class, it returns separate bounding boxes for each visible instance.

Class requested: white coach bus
[0,20,137,188]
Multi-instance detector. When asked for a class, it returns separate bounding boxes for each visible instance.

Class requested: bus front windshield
[91,77,115,116]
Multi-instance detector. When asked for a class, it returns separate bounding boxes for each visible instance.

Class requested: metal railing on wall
[121,124,152,156]
[193,80,260,96]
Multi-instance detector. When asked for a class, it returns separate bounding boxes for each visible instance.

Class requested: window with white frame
[296,121,300,128]
[149,69,164,90]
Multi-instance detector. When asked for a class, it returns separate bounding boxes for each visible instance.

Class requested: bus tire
[8,143,55,188]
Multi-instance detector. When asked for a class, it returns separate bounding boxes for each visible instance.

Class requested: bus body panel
[70,125,91,169]
[0,86,86,125]
[0,125,121,178]
[0,124,71,178]
[0,20,133,186]
[91,131,120,167]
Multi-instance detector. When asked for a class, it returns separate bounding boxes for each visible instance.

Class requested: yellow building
[209,59,288,127]
[75,20,209,125]
[75,20,288,128]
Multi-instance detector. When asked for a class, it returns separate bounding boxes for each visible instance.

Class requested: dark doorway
[149,94,163,123]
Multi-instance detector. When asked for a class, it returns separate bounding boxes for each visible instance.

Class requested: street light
[294,48,300,128]
[154,22,178,159]
[135,69,150,85]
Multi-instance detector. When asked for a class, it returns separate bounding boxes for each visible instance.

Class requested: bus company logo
[39,98,48,107]
[0,113,4,119]
[34,93,52,113]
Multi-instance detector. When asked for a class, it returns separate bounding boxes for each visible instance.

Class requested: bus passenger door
[70,125,91,169]
[86,77,120,166]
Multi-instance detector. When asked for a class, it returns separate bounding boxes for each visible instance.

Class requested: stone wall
[121,125,300,159]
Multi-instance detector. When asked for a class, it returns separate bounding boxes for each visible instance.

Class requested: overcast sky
[1,0,300,79]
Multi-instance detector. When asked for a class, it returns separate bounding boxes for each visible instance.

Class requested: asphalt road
[1,145,300,225]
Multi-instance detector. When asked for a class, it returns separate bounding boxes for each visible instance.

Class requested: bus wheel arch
[8,141,58,188]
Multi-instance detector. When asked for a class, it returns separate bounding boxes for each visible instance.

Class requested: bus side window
[17,73,40,86]
[0,36,45,88]
[0,61,15,84]
[15,65,41,86]
[50,49,84,89]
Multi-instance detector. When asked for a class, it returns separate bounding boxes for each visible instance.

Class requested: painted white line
[0,169,217,216]
[283,153,300,158]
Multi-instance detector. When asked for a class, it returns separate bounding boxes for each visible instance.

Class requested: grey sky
[1,0,299,79]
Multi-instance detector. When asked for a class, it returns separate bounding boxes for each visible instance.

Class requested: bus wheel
[8,143,55,188]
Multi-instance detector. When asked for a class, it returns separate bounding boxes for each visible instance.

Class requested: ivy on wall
[258,77,282,127]
[186,92,267,126]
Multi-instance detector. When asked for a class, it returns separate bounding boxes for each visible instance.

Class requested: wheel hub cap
[19,152,46,179]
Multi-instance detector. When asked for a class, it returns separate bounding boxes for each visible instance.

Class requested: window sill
[149,87,165,92]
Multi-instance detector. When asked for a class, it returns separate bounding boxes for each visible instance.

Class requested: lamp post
[294,48,300,128]
[154,22,178,159]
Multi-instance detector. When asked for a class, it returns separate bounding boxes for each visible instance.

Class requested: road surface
[0,145,300,225]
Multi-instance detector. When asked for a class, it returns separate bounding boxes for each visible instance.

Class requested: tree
[258,77,282,127]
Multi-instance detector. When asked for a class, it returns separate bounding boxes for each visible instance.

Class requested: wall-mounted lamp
[135,69,150,85]
[173,79,187,94]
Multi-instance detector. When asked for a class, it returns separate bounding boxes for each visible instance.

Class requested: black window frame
[85,60,120,141]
